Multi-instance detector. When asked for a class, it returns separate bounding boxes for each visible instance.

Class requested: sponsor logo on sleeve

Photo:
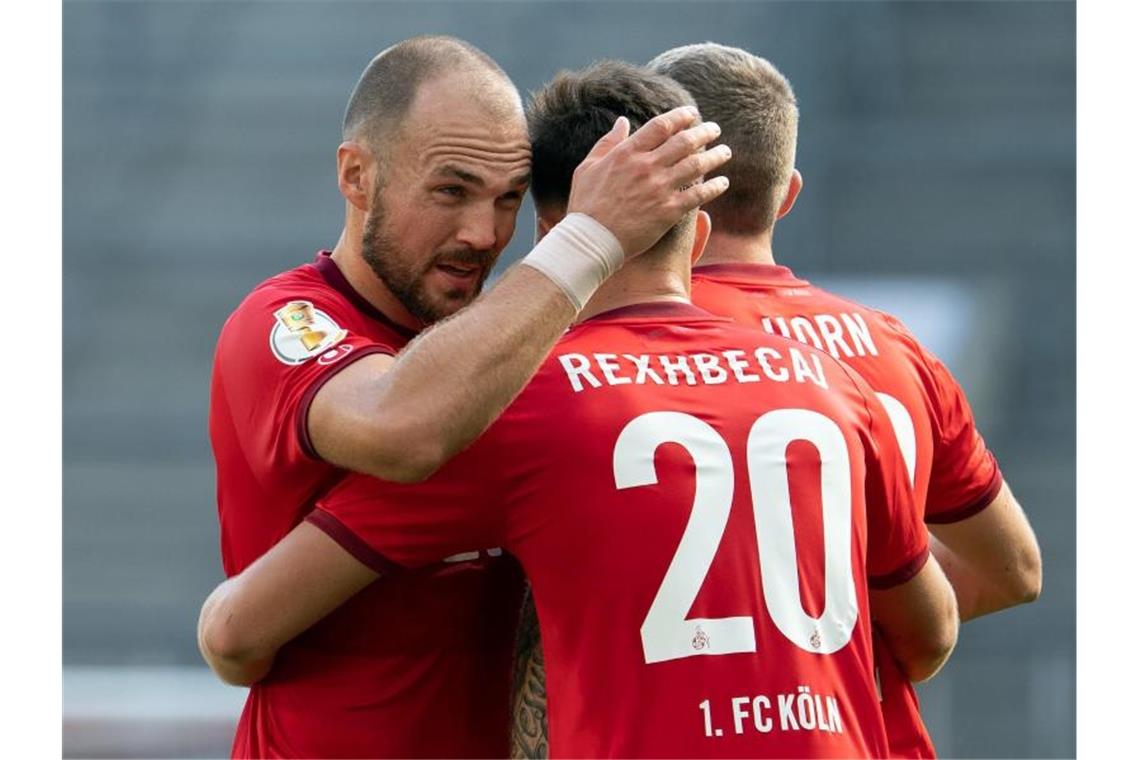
[269,300,348,365]
[317,344,354,366]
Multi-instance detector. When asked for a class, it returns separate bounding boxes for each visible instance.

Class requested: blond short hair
[649,43,798,235]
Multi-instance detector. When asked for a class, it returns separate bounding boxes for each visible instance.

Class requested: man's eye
[437,186,465,198]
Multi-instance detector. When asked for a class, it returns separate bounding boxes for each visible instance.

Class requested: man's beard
[360,201,494,325]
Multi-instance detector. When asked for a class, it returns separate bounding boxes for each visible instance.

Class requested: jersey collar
[312,251,419,340]
[581,300,725,324]
[693,262,809,287]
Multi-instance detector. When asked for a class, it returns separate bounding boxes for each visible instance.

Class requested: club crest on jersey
[269,300,347,365]
[692,625,710,651]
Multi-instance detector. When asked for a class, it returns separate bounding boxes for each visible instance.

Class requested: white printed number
[874,393,916,486]
[614,410,859,664]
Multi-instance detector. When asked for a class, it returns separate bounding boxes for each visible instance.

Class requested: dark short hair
[649,43,798,235]
[342,35,511,149]
[527,60,697,211]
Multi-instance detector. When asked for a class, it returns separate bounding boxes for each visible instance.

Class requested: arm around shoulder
[306,266,579,484]
[198,577,276,686]
[306,352,446,483]
[197,521,380,686]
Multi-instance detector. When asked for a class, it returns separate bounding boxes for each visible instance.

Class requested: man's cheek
[498,212,520,249]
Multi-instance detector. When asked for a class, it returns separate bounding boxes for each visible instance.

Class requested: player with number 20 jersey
[311,301,930,758]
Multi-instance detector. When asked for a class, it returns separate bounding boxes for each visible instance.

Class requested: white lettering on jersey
[556,346,831,392]
[758,312,879,360]
[754,348,789,382]
[559,353,603,392]
[789,316,825,351]
[659,354,698,386]
[624,353,666,385]
[698,688,844,739]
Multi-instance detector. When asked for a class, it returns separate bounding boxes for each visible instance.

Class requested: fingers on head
[653,122,722,166]
[698,143,732,175]
[677,176,730,211]
[584,116,632,161]
[670,144,732,187]
[630,106,700,151]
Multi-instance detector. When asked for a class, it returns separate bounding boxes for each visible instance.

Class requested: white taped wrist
[520,213,625,312]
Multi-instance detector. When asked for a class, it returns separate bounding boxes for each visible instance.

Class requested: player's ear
[690,210,712,266]
[776,169,803,220]
[534,206,563,243]
[337,141,373,212]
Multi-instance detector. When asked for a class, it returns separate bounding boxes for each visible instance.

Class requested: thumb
[582,116,630,162]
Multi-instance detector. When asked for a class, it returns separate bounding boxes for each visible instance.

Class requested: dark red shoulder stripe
[925,467,1005,525]
[296,345,396,461]
[306,508,404,576]
[869,547,930,590]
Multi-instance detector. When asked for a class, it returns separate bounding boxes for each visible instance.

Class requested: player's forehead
[396,72,531,189]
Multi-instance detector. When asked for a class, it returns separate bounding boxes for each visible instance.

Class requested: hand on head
[567,105,731,259]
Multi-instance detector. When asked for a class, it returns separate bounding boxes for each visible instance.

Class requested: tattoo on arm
[511,586,549,759]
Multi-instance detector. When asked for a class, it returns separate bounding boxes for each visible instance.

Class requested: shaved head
[343,35,520,153]
[336,36,529,327]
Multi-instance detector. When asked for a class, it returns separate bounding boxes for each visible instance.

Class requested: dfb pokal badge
[270,300,347,365]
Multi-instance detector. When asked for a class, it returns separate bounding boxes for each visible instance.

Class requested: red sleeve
[309,441,506,569]
[845,369,930,589]
[915,347,1004,524]
[214,289,398,467]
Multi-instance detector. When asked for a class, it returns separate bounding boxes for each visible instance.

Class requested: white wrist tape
[520,212,625,312]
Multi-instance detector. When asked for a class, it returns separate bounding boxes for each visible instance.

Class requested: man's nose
[454,206,498,251]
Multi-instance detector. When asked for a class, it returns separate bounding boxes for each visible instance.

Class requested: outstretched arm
[510,588,549,759]
[197,522,378,686]
[928,482,1042,621]
[309,108,732,482]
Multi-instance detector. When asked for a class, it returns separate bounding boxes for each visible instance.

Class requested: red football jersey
[209,251,524,758]
[692,262,1005,758]
[311,302,929,758]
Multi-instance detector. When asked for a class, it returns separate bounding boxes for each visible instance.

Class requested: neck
[697,230,777,268]
[329,224,425,331]
[576,256,691,323]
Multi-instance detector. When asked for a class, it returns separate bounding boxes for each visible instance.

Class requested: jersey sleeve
[307,438,506,570]
[213,289,398,468]
[848,370,930,589]
[914,345,1004,524]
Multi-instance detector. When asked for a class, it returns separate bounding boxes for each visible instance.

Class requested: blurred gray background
[63,1,1075,757]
